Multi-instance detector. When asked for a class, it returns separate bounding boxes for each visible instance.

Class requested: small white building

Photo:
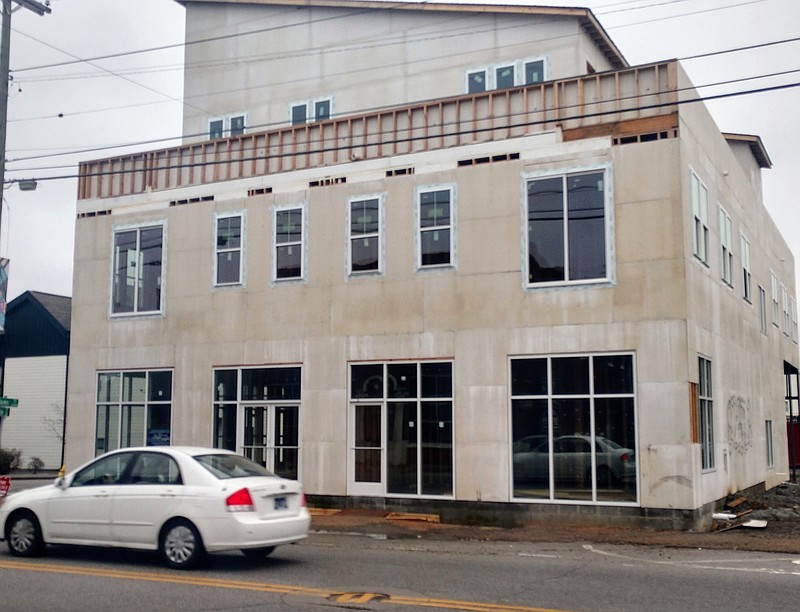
[66,1,800,529]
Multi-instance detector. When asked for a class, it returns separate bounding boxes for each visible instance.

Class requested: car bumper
[199,508,312,552]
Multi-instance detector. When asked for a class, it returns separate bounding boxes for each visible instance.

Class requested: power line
[11,79,799,185]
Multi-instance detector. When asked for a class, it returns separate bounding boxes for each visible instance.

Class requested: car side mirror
[54,477,67,489]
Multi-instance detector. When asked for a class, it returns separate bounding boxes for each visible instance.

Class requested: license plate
[274,496,288,510]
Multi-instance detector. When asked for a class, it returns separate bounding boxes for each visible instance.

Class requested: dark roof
[11,291,72,331]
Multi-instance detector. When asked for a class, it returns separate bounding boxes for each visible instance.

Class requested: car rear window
[194,454,275,479]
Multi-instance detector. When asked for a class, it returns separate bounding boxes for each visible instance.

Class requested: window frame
[272,203,307,283]
[214,211,246,288]
[464,56,548,93]
[718,205,733,287]
[765,420,774,468]
[95,369,173,456]
[208,113,247,139]
[698,356,715,471]
[781,284,790,336]
[741,234,751,302]
[347,194,385,277]
[771,272,780,326]
[110,221,166,317]
[415,185,456,271]
[758,285,768,335]
[290,97,333,125]
[524,165,612,288]
[691,171,709,265]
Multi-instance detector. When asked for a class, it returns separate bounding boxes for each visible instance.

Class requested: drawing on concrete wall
[727,395,753,455]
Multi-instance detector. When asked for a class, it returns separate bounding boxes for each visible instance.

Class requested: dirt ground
[310,482,800,554]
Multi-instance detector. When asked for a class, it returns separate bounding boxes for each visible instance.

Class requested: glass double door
[351,401,452,497]
[242,405,299,479]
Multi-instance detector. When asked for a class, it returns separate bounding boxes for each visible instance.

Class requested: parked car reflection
[513,434,636,485]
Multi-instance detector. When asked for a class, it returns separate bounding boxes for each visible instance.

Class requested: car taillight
[620,453,630,463]
[300,493,307,507]
[226,487,255,512]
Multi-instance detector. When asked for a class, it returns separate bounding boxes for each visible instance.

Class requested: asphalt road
[1,531,799,611]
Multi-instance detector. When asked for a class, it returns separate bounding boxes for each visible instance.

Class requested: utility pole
[0,0,51,235]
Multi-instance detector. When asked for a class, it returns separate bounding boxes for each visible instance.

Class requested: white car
[0,447,311,569]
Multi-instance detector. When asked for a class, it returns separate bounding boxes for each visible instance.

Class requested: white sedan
[0,447,311,569]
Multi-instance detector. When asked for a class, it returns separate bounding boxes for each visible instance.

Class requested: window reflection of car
[513,434,635,485]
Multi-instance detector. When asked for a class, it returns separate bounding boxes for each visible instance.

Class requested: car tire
[241,546,276,559]
[5,510,45,557]
[160,519,205,570]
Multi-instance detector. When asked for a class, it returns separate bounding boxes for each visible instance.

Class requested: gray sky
[4,0,799,302]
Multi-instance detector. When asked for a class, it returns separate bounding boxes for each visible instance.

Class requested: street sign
[0,397,18,408]
[0,406,8,417]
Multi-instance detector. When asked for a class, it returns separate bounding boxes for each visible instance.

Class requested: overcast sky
[4,0,799,302]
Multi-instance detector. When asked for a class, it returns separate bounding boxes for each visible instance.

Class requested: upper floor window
[349,195,383,276]
[274,205,305,281]
[208,113,246,139]
[215,213,244,286]
[771,272,780,326]
[792,297,799,343]
[741,235,751,302]
[526,169,608,286]
[758,286,768,335]
[417,186,455,269]
[698,356,714,471]
[782,284,791,336]
[290,97,332,125]
[112,224,164,315]
[719,206,733,286]
[691,172,709,264]
[465,57,547,93]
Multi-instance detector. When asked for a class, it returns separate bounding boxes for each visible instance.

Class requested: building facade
[67,1,800,529]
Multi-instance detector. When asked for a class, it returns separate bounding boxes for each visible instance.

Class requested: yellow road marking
[0,559,568,611]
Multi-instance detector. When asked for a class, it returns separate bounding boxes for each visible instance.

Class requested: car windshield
[194,453,275,479]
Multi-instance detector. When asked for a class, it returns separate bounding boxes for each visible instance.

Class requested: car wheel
[241,546,276,559]
[160,519,205,569]
[5,510,45,557]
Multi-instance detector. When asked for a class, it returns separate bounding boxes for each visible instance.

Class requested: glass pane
[123,372,147,402]
[230,115,245,136]
[511,358,547,396]
[351,237,379,272]
[209,119,224,139]
[467,70,486,93]
[355,404,381,447]
[217,216,241,250]
[213,404,237,450]
[217,251,241,284]
[594,398,636,502]
[146,404,171,446]
[244,407,268,447]
[528,177,565,283]
[387,363,417,398]
[273,447,298,480]
[276,209,302,244]
[387,402,417,494]
[351,199,379,235]
[276,244,300,279]
[138,226,163,312]
[551,357,589,395]
[552,398,592,501]
[215,370,237,401]
[148,371,172,401]
[567,172,606,280]
[97,372,121,402]
[525,60,544,84]
[315,99,331,121]
[275,406,299,447]
[241,367,301,401]
[512,399,549,499]
[291,104,307,125]
[112,230,137,314]
[95,405,119,455]
[421,401,452,496]
[420,229,451,266]
[593,355,633,395]
[355,449,381,483]
[420,190,450,228]
[496,65,515,88]
[351,364,383,399]
[421,362,452,398]
[72,452,135,487]
[121,404,145,447]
